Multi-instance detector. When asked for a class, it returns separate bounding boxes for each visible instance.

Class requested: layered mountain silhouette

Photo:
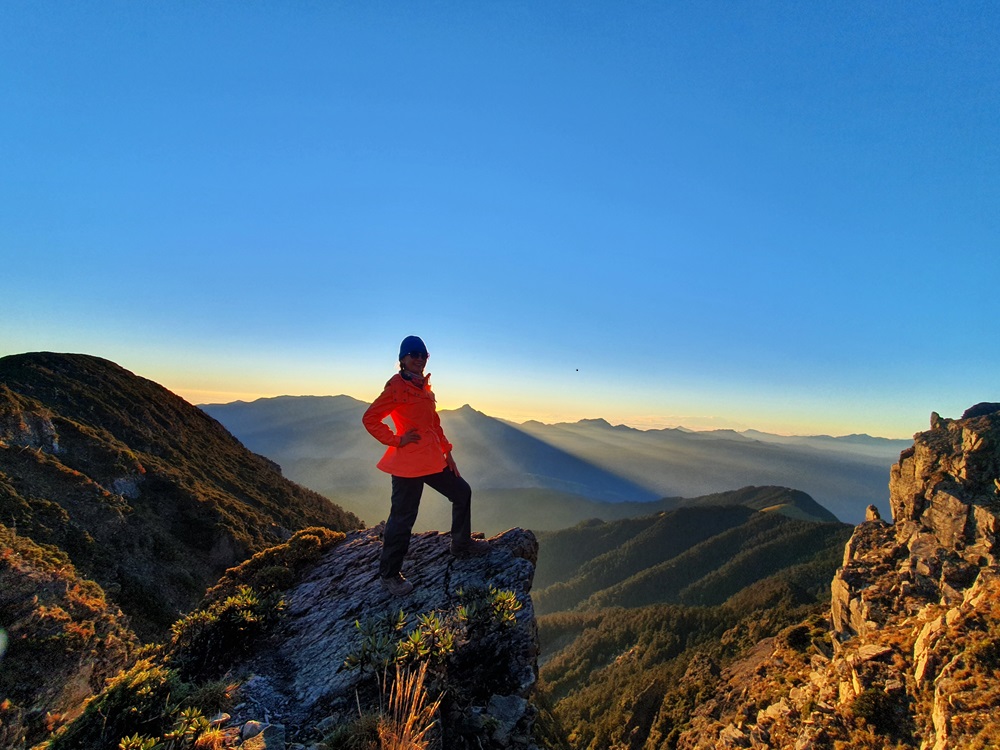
[202,395,909,528]
[534,405,1000,749]
[533,491,851,614]
[7,350,997,749]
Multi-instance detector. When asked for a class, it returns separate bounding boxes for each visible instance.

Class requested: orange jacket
[362,372,453,477]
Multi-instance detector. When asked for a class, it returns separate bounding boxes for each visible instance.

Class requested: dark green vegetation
[533,494,853,748]
[168,526,346,682]
[0,353,361,747]
[538,582,829,749]
[48,527,345,750]
[665,484,836,521]
[339,586,527,749]
[533,488,848,610]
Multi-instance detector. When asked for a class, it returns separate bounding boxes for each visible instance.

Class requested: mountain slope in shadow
[442,404,656,500]
[513,418,905,522]
[0,353,361,637]
[533,487,851,615]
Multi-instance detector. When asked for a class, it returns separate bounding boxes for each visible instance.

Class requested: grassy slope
[0,352,361,638]
[533,487,851,613]
[0,522,136,749]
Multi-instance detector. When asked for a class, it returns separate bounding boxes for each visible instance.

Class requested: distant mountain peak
[443,403,486,418]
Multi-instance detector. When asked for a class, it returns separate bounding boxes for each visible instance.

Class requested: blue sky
[2,1,997,438]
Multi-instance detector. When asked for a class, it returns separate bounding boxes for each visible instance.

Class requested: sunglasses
[405,351,429,359]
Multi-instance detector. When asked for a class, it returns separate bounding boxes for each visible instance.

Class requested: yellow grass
[378,662,442,750]
[193,728,226,750]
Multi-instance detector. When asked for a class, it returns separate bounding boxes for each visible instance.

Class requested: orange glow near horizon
[175,385,738,431]
[154,353,925,439]
[173,387,289,405]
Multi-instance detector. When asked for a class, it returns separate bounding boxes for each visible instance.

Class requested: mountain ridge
[530,404,1000,749]
[207,394,903,443]
[674,403,1000,747]
[201,395,909,525]
[533,498,849,615]
[0,352,362,637]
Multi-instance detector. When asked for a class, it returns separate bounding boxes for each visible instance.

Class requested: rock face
[230,526,540,749]
[832,405,1000,641]
[678,405,1000,749]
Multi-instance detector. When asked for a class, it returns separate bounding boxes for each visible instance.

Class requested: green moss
[203,526,345,601]
[851,687,909,739]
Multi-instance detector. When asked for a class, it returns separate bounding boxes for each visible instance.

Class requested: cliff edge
[43,526,540,750]
[233,525,541,749]
[678,404,1000,749]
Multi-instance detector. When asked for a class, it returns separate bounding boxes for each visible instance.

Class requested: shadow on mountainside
[0,352,361,639]
[444,405,659,501]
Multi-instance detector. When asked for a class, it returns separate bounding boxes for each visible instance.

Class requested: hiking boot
[380,573,414,596]
[450,538,490,558]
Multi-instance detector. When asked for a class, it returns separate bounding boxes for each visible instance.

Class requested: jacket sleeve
[362,382,401,447]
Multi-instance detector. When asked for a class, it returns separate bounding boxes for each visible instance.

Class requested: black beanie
[399,335,429,360]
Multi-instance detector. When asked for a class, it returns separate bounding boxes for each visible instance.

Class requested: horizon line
[190,390,915,441]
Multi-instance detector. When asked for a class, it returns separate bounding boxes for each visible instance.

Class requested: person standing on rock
[362,335,489,595]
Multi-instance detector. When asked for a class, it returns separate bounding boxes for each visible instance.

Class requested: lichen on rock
[231,526,541,749]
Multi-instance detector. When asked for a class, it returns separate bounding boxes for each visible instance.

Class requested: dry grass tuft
[192,727,226,749]
[378,662,442,750]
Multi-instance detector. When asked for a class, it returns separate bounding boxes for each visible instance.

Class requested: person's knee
[450,478,471,504]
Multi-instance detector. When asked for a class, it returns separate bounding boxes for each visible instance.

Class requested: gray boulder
[231,526,539,749]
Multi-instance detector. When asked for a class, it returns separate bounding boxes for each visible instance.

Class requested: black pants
[379,468,473,578]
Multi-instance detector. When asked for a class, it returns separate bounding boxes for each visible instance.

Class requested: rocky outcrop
[678,405,1000,749]
[227,526,540,749]
[832,404,1000,642]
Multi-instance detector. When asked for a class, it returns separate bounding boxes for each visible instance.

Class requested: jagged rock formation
[226,526,540,749]
[37,526,540,750]
[677,404,1000,749]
